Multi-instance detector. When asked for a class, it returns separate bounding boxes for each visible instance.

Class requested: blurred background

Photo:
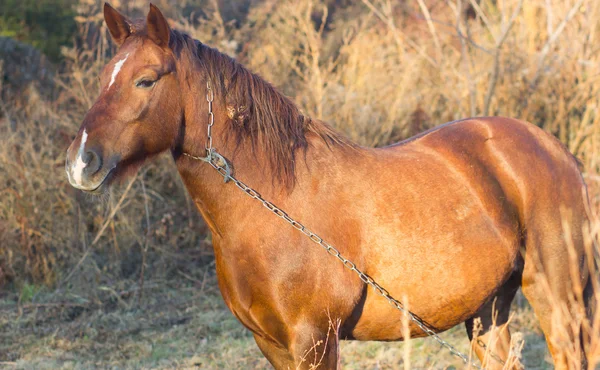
[1,0,599,368]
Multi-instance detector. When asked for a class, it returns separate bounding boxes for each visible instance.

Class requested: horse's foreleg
[290,325,340,370]
[254,326,340,370]
[254,334,295,370]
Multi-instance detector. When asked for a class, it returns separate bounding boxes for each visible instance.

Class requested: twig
[199,267,209,295]
[137,175,151,305]
[545,0,554,36]
[531,0,584,87]
[21,302,90,309]
[416,0,442,62]
[110,282,161,299]
[361,0,437,67]
[468,0,493,35]
[59,176,137,287]
[401,294,411,370]
[184,181,194,229]
[515,0,585,116]
[98,286,129,309]
[90,178,137,247]
[456,0,477,117]
[539,0,583,64]
[177,269,205,286]
[483,0,523,116]
[209,0,226,39]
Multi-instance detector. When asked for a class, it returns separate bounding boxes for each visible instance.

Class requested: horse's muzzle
[65,145,114,193]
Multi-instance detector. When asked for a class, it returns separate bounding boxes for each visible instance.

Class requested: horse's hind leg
[465,269,522,369]
[521,259,570,369]
[521,214,590,370]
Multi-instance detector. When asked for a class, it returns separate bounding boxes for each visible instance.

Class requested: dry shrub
[0,81,72,286]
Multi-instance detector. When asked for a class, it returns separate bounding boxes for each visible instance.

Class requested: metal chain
[182,80,505,370]
[184,79,233,180]
[478,338,508,365]
[205,80,215,153]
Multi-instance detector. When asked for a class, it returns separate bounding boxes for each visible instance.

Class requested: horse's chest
[211,237,361,343]
[212,242,288,340]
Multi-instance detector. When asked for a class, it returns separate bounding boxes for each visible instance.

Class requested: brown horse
[66,4,595,369]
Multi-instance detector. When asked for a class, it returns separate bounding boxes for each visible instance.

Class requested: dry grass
[0,280,550,369]
[1,0,600,368]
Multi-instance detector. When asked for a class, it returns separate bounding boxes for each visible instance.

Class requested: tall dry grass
[1,0,600,368]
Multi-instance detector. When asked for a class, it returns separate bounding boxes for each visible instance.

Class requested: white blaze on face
[72,129,88,185]
[108,53,130,89]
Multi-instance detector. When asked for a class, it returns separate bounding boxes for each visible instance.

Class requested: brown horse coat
[66,4,595,369]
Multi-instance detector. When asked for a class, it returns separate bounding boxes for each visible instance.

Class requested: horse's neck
[172,62,362,237]
[173,99,321,239]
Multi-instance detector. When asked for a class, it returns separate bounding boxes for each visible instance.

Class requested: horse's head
[66,3,183,193]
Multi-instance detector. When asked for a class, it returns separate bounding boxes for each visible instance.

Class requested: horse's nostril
[84,150,102,175]
[82,151,93,165]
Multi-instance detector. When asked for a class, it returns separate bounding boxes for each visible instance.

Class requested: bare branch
[456,0,477,117]
[468,0,493,35]
[483,0,523,116]
[361,0,437,67]
[416,0,442,62]
[545,0,554,36]
[535,0,584,81]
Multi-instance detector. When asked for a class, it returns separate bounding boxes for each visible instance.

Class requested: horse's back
[388,116,586,221]
[388,115,589,264]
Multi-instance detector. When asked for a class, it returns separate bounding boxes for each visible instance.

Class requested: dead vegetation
[1,0,600,368]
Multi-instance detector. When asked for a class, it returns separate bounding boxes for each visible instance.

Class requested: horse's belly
[348,221,519,341]
[349,289,487,341]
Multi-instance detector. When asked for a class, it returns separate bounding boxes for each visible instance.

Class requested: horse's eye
[136,79,156,89]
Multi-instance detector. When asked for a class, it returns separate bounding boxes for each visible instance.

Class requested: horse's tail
[581,241,599,367]
[584,272,596,321]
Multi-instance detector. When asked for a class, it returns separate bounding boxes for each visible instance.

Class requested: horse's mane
[169,30,355,187]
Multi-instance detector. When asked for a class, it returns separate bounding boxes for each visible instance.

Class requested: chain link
[182,80,507,370]
[206,79,215,153]
[478,338,508,365]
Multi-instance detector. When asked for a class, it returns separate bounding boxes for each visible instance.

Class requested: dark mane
[169,30,355,187]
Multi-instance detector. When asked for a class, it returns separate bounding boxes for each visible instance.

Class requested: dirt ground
[1,269,552,369]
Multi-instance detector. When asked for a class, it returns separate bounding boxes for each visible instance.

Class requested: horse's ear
[147,3,171,48]
[104,3,131,47]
